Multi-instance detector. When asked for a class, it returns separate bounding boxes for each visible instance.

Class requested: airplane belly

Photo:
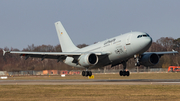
[64,57,84,68]
[64,57,107,69]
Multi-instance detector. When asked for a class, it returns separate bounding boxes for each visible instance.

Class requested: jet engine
[140,53,159,66]
[78,53,98,67]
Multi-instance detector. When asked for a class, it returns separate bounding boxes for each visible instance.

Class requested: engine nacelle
[140,53,159,66]
[78,53,98,67]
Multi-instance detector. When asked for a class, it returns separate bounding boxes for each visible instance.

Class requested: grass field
[0,85,180,101]
[1,73,180,101]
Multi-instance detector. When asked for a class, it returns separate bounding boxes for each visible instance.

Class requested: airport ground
[1,73,180,101]
[1,72,180,80]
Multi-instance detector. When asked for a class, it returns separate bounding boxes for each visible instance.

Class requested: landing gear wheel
[82,71,92,77]
[126,71,130,76]
[122,71,126,76]
[85,71,89,77]
[119,71,130,76]
[119,61,130,76]
[89,71,92,76]
[119,71,123,76]
[82,71,85,76]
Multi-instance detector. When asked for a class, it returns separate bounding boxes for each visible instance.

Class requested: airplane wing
[143,50,178,56]
[3,50,110,62]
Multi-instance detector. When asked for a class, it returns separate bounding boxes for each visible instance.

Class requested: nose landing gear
[134,54,141,72]
[134,54,141,66]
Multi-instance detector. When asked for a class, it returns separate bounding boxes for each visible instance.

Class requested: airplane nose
[146,37,152,47]
[128,32,153,54]
[131,35,152,54]
[142,37,152,51]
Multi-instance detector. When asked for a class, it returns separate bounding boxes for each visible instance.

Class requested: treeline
[0,44,89,71]
[0,37,179,71]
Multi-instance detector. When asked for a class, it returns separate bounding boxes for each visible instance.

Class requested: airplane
[3,21,178,77]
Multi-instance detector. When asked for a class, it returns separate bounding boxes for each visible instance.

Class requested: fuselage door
[126,34,132,45]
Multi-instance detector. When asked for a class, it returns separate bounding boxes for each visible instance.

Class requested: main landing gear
[119,61,130,76]
[82,71,92,77]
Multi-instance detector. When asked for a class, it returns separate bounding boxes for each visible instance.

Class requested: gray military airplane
[3,21,178,77]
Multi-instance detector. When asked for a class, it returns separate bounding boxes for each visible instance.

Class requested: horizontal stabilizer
[3,50,10,56]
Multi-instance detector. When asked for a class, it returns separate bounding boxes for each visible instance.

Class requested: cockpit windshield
[137,33,150,38]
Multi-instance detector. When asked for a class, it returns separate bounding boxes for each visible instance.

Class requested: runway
[1,79,180,85]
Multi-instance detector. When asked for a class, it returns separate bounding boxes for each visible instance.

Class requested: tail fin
[55,21,79,52]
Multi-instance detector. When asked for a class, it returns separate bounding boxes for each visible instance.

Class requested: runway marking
[160,82,180,83]
[1,79,180,85]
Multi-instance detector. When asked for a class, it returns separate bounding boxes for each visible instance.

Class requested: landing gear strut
[119,61,130,76]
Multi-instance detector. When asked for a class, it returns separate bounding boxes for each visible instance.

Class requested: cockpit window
[137,34,150,38]
[137,35,142,38]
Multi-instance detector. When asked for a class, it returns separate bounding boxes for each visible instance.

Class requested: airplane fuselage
[64,32,152,69]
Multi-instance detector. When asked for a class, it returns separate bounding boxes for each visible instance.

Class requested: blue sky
[0,0,180,50]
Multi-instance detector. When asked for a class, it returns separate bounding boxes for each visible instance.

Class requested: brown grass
[1,73,180,101]
[0,85,180,101]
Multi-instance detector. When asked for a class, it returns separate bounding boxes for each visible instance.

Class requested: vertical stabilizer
[55,21,79,52]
